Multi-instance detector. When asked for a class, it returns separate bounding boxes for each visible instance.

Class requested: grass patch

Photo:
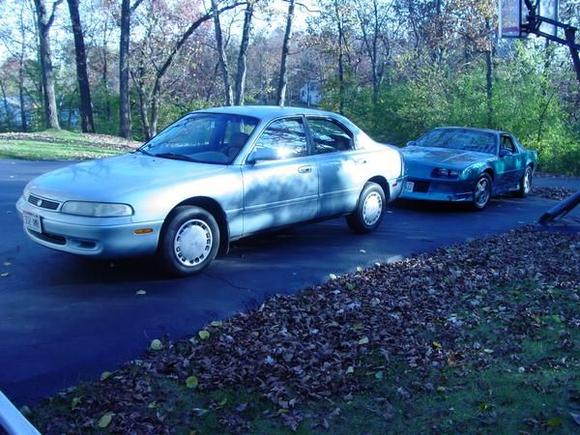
[0,129,138,160]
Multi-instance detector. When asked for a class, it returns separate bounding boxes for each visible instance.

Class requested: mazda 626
[17,106,404,275]
[401,127,538,210]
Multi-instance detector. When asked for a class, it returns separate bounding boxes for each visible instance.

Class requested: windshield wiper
[153,152,200,162]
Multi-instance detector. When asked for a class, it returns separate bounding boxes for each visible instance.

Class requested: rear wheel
[159,206,220,276]
[516,165,533,198]
[471,174,492,210]
[346,182,386,233]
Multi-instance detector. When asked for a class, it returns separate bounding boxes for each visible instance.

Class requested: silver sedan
[16,106,404,275]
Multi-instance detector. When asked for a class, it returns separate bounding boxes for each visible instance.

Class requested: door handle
[297,165,313,174]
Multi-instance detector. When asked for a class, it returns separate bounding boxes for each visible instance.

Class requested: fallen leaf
[71,397,81,410]
[100,371,112,381]
[97,412,114,428]
[198,330,210,340]
[135,289,147,296]
[346,366,354,374]
[547,417,562,427]
[185,376,198,389]
[149,339,163,351]
[375,371,384,380]
[0,272,9,277]
[358,336,369,345]
[570,411,580,425]
[210,321,223,327]
[3,262,11,266]
[329,273,338,280]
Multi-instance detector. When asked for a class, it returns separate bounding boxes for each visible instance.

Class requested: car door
[305,117,366,217]
[241,117,319,235]
[497,134,521,191]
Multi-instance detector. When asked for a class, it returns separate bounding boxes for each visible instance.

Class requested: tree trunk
[211,0,233,105]
[277,0,295,106]
[0,79,11,131]
[484,19,493,127]
[334,0,345,114]
[119,0,132,138]
[33,0,61,130]
[18,58,28,132]
[67,0,95,132]
[234,1,254,105]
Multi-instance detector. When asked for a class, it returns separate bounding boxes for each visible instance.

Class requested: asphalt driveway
[0,159,578,406]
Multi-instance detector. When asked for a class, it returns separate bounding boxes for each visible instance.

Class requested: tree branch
[47,0,63,29]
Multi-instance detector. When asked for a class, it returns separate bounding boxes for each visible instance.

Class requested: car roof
[194,105,340,121]
[434,126,508,135]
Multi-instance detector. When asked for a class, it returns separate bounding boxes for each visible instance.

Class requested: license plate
[23,211,42,233]
[404,181,415,192]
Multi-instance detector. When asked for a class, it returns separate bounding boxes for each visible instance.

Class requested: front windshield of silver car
[140,113,259,164]
[416,128,496,154]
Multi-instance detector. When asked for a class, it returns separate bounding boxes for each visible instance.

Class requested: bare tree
[66,0,95,132]
[276,0,295,106]
[33,0,62,129]
[234,0,255,105]
[119,0,144,138]
[132,1,243,139]
[211,0,234,105]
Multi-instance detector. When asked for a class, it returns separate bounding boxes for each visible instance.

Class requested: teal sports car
[400,127,538,210]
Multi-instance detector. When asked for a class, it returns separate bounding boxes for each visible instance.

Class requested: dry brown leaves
[34,226,579,433]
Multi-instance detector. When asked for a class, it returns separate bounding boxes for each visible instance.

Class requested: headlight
[61,201,134,217]
[432,168,460,178]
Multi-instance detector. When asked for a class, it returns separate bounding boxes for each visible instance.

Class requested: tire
[471,174,492,210]
[159,206,220,276]
[516,165,533,198]
[346,182,386,233]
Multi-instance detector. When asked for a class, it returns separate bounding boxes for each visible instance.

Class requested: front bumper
[16,196,163,258]
[399,178,475,202]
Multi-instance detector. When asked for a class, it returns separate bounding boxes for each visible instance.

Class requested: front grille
[28,194,60,210]
[413,181,430,193]
[28,230,66,245]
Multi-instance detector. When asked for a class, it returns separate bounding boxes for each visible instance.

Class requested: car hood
[402,146,494,168]
[26,153,228,201]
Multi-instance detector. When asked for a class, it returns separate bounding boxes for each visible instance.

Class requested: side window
[249,118,308,161]
[308,118,354,154]
[501,135,516,154]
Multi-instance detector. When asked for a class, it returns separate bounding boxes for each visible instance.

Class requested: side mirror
[499,149,511,158]
[246,147,278,164]
[406,140,416,147]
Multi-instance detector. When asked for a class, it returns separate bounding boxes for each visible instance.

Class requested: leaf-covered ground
[532,186,576,201]
[0,129,139,160]
[29,226,579,434]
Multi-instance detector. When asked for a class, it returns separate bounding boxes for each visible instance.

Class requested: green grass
[0,129,131,160]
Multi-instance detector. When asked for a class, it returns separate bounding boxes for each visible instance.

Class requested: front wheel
[159,206,220,276]
[516,166,533,198]
[471,174,492,210]
[346,182,386,233]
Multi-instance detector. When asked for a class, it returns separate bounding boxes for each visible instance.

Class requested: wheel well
[169,197,230,255]
[368,176,390,200]
[483,168,494,180]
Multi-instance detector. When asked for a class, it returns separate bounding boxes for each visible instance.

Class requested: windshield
[140,113,259,164]
[415,128,497,154]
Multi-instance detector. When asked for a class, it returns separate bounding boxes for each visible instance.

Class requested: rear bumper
[400,178,474,202]
[16,196,163,258]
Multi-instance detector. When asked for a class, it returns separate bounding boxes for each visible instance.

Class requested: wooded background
[0,0,578,173]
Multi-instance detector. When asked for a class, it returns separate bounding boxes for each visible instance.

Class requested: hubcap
[524,169,532,193]
[174,219,213,267]
[475,178,490,207]
[362,191,382,226]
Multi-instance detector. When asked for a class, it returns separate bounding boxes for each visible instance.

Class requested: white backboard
[499,0,523,38]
